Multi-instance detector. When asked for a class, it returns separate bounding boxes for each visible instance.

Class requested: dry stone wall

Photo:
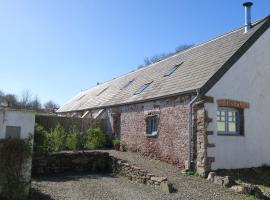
[32,151,173,193]
[111,157,173,193]
[32,152,112,176]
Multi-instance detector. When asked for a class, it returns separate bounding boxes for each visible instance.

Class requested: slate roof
[58,16,270,113]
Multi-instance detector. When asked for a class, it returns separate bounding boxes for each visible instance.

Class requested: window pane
[228,111,236,122]
[147,117,157,135]
[217,121,226,132]
[217,111,226,121]
[228,122,237,133]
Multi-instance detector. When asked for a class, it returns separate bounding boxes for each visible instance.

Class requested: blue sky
[0,0,269,106]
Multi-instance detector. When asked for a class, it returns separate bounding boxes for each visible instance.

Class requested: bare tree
[20,90,32,108]
[29,96,42,110]
[0,90,5,105]
[138,44,194,69]
[175,44,194,53]
[44,101,60,112]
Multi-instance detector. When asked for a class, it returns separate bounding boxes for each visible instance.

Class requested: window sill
[145,133,158,138]
[217,133,244,136]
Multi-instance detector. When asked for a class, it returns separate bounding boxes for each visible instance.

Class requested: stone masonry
[118,95,192,168]
[193,96,214,177]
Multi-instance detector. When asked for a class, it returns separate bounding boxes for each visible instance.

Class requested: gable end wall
[205,27,270,170]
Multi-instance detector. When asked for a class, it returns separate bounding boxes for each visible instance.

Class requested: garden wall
[32,151,112,176]
[32,151,173,193]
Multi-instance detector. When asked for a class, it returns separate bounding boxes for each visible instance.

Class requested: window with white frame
[146,116,158,136]
[217,108,242,135]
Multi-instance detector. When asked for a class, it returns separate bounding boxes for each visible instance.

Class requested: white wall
[0,109,35,139]
[206,27,270,170]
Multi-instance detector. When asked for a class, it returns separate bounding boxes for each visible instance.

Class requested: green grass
[244,195,257,200]
[180,170,200,177]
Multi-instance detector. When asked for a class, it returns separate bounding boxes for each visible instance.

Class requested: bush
[0,137,32,200]
[85,128,106,150]
[34,123,107,152]
[66,126,83,151]
[46,123,66,152]
[34,123,49,153]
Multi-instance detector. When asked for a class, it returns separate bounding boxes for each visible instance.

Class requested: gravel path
[32,173,173,200]
[31,150,246,200]
[103,150,246,200]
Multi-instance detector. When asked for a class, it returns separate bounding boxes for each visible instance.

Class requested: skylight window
[77,94,86,101]
[163,62,183,77]
[134,81,152,95]
[121,79,135,90]
[97,87,108,96]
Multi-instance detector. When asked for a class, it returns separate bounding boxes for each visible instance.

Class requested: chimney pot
[243,2,253,33]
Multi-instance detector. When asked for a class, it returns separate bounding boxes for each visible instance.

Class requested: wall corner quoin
[193,96,215,176]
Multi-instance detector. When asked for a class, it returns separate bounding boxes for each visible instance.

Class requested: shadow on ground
[33,172,117,183]
[30,188,55,200]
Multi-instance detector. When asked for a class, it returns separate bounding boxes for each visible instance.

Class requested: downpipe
[187,89,200,171]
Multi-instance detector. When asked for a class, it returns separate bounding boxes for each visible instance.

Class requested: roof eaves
[57,89,197,113]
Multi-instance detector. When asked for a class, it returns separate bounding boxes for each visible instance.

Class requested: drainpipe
[187,89,200,171]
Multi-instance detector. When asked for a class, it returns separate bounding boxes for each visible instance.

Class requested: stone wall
[118,95,192,168]
[32,152,173,193]
[32,152,112,176]
[111,157,173,193]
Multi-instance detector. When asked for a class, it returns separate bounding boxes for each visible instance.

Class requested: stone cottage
[58,4,270,175]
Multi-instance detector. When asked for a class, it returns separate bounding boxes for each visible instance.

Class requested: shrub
[0,137,32,200]
[85,128,106,150]
[66,125,82,151]
[46,123,65,152]
[34,123,49,153]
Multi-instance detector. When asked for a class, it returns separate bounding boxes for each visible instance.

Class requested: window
[146,116,158,136]
[217,108,242,135]
[134,82,152,95]
[97,87,108,96]
[163,62,183,77]
[77,94,86,101]
[121,79,134,90]
[5,126,21,139]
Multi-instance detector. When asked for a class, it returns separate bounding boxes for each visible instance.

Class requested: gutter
[57,89,197,114]
[187,89,200,171]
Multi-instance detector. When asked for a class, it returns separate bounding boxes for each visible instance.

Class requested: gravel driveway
[31,150,246,200]
[32,173,174,200]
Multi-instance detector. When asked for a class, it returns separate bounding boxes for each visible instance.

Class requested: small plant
[85,128,106,150]
[112,139,120,151]
[245,195,257,200]
[112,139,120,145]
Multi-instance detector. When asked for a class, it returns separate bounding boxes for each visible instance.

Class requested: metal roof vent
[243,2,253,33]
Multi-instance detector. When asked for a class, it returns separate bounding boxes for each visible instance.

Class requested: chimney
[243,2,253,33]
